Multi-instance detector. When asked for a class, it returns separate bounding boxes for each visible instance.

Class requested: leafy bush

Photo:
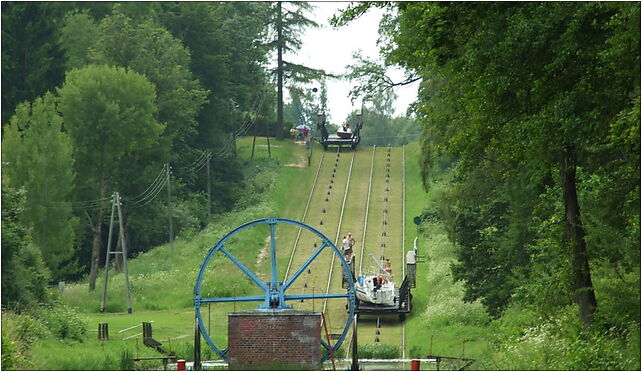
[1,310,50,370]
[35,301,87,341]
[119,348,135,370]
[408,344,425,358]
[357,344,400,359]
[173,191,208,239]
[490,306,640,370]
[2,332,16,370]
[1,185,51,311]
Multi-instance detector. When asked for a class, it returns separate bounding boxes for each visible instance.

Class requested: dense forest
[336,1,640,368]
[2,1,640,370]
[3,1,296,297]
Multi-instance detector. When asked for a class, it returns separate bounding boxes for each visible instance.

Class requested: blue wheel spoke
[200,295,265,304]
[269,221,277,283]
[282,242,329,290]
[284,293,349,301]
[219,245,268,292]
[320,339,330,350]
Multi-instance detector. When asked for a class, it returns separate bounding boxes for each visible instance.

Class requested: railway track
[349,145,407,363]
[280,144,407,364]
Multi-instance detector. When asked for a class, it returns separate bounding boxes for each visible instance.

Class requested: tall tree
[158,2,273,211]
[1,183,51,310]
[338,2,640,326]
[57,65,163,290]
[1,2,67,126]
[2,93,78,280]
[267,2,325,139]
[63,7,208,168]
[398,2,638,326]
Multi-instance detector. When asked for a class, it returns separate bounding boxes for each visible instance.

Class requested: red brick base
[227,310,321,370]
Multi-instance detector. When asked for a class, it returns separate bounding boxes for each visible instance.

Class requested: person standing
[342,235,352,259]
[348,233,355,249]
[384,258,392,275]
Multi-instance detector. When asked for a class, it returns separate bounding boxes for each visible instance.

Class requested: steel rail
[402,144,407,365]
[283,148,327,281]
[294,147,340,311]
[345,145,377,358]
[358,145,376,277]
[322,148,356,316]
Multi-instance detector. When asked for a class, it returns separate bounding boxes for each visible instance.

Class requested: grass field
[24,137,495,370]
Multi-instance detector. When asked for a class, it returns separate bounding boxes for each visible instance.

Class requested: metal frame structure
[317,112,363,151]
[194,218,356,363]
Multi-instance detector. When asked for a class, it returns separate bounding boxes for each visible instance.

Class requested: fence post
[98,323,109,340]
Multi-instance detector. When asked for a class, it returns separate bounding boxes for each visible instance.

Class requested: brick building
[227,309,322,370]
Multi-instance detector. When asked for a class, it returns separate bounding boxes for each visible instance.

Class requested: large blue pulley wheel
[194,217,356,362]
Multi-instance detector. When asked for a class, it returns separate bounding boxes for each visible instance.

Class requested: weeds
[358,344,400,359]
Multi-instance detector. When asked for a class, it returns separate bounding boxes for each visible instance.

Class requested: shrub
[490,306,641,370]
[408,344,425,358]
[358,344,400,359]
[35,301,87,341]
[1,310,49,370]
[119,348,135,370]
[1,332,16,370]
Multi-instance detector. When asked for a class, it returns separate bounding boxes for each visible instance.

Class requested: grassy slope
[403,142,491,369]
[30,139,494,370]
[30,138,319,369]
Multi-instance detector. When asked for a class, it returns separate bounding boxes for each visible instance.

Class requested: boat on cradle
[336,127,353,139]
[355,275,395,306]
[354,255,395,306]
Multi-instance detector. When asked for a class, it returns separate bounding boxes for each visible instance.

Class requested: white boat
[336,126,353,139]
[355,275,396,305]
[353,255,396,306]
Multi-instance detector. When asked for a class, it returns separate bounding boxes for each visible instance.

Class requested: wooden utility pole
[276,1,283,141]
[251,133,257,158]
[206,154,212,220]
[166,163,174,251]
[100,193,117,312]
[267,122,272,158]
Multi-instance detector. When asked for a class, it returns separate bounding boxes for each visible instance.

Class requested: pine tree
[1,2,67,126]
[267,2,326,139]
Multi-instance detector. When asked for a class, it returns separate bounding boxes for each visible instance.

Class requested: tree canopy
[381,2,640,327]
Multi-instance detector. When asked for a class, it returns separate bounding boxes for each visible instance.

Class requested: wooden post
[351,314,358,371]
[143,322,152,339]
[98,323,109,340]
[194,316,201,371]
[266,124,272,158]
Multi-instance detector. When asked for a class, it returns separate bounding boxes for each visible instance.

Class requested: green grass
[22,138,318,369]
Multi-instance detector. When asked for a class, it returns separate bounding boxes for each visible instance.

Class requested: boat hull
[355,275,395,306]
[336,130,353,139]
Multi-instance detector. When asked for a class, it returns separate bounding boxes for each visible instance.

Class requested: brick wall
[228,310,321,370]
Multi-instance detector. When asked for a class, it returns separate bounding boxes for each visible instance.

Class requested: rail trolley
[317,112,363,151]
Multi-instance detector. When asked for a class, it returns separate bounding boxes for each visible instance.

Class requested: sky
[281,2,419,123]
